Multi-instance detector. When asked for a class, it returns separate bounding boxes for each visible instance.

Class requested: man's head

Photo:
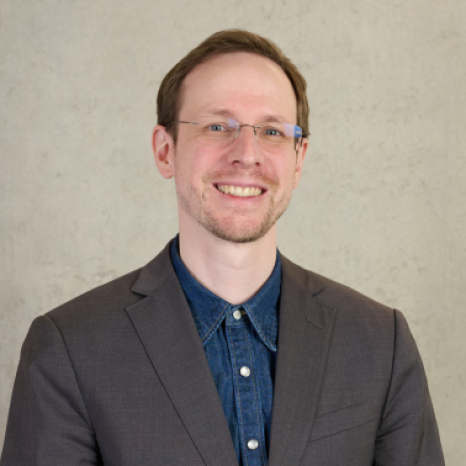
[153,30,309,244]
[157,29,309,143]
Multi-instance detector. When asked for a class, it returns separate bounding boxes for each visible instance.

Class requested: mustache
[203,168,278,188]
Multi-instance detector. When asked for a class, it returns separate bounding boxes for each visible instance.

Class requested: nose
[226,125,264,166]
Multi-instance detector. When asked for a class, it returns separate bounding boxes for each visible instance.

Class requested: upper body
[1,30,444,465]
[0,240,444,466]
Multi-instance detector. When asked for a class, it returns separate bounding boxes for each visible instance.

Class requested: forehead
[180,52,297,122]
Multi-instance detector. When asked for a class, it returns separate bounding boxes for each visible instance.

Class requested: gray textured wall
[1,0,465,462]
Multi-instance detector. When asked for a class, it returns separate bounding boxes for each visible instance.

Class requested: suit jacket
[1,241,444,466]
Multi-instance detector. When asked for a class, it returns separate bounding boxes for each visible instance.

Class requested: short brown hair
[157,29,309,141]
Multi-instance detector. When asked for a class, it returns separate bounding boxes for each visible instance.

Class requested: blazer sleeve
[0,315,101,466]
[374,309,445,465]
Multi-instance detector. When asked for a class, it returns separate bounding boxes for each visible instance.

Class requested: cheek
[174,150,210,188]
[275,158,299,187]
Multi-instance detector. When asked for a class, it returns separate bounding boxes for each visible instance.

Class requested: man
[1,30,444,466]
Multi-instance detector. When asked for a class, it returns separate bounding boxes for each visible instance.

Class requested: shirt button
[233,310,242,320]
[247,439,259,450]
[240,366,251,377]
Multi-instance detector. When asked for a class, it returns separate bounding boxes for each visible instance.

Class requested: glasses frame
[167,117,305,149]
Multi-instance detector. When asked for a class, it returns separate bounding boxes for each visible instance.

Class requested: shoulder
[280,256,421,384]
[280,254,396,329]
[46,268,142,325]
[45,241,175,331]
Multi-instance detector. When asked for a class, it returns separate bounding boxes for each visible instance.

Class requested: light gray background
[1,0,465,463]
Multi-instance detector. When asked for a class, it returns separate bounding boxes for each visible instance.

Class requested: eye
[206,123,227,132]
[263,127,283,137]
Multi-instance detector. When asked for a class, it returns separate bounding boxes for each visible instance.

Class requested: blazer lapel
[126,243,238,466]
[269,256,337,466]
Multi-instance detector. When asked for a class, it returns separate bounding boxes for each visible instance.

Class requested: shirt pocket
[309,400,375,442]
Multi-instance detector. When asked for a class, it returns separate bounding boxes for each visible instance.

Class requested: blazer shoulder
[281,254,394,320]
[46,241,176,328]
[317,272,392,317]
[46,268,143,325]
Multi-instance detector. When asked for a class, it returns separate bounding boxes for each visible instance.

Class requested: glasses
[168,116,303,152]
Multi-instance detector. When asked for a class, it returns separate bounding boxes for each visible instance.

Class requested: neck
[178,221,278,305]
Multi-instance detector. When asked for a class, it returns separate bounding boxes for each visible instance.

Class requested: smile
[216,184,264,197]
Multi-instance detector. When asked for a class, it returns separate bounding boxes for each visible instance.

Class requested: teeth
[217,185,262,197]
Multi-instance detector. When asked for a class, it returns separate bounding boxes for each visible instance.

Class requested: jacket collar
[131,239,325,299]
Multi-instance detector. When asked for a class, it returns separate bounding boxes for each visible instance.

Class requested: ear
[152,125,175,179]
[293,137,308,189]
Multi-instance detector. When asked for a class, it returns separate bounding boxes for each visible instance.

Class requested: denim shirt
[170,237,281,466]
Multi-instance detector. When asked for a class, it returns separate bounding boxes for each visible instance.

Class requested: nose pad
[227,124,263,165]
[233,124,258,141]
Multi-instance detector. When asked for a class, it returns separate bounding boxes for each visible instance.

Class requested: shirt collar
[170,235,281,352]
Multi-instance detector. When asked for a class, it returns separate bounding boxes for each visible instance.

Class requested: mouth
[215,184,265,198]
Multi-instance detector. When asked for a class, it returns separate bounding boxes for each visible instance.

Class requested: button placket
[226,307,266,466]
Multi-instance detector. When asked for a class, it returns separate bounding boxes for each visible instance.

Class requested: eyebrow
[199,109,231,118]
[199,108,289,123]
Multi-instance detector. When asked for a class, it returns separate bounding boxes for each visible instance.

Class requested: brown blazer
[1,240,444,465]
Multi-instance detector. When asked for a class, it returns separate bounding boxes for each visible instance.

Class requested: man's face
[157,52,307,244]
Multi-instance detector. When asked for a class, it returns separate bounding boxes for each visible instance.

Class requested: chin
[201,212,280,244]
[208,228,269,244]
